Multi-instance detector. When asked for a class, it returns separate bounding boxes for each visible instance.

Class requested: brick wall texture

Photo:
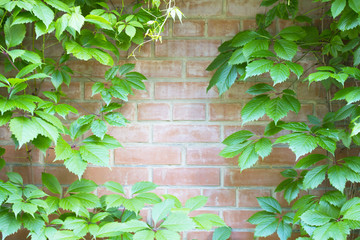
[0,0,327,239]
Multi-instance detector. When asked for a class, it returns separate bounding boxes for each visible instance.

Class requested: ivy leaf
[285,61,304,78]
[185,195,208,211]
[89,48,114,66]
[312,222,350,240]
[231,30,259,47]
[331,0,346,17]
[125,25,136,39]
[67,179,97,193]
[68,6,85,33]
[243,39,270,58]
[228,48,246,65]
[0,212,22,239]
[223,130,254,145]
[32,1,54,28]
[206,52,232,71]
[282,95,300,113]
[131,181,157,195]
[238,144,259,170]
[303,165,328,189]
[44,0,70,12]
[104,112,128,127]
[41,173,62,195]
[212,226,232,240]
[155,230,180,240]
[133,230,155,240]
[254,218,278,237]
[64,151,87,178]
[4,18,26,48]
[255,138,272,159]
[245,59,273,78]
[55,137,72,161]
[91,120,107,140]
[79,144,109,167]
[9,117,41,147]
[301,209,332,226]
[277,220,292,240]
[274,39,298,61]
[160,213,196,231]
[246,83,274,95]
[241,95,270,123]
[276,133,318,159]
[104,181,125,194]
[349,0,360,13]
[328,165,347,192]
[152,199,175,225]
[270,64,290,84]
[295,154,328,169]
[266,97,290,124]
[257,197,282,213]
[32,117,59,143]
[82,135,122,149]
[308,71,332,83]
[279,26,306,41]
[207,63,238,95]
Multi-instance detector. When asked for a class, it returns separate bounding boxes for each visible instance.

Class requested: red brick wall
[0,0,326,239]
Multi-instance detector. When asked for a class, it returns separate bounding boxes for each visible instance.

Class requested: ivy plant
[0,0,228,239]
[208,0,360,239]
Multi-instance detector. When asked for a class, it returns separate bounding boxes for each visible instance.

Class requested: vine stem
[25,144,34,184]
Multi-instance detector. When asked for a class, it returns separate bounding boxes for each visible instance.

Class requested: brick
[132,60,182,78]
[243,19,276,34]
[227,0,265,17]
[119,42,151,58]
[109,125,150,143]
[119,103,136,121]
[0,127,11,140]
[29,81,81,100]
[224,168,285,187]
[13,166,77,184]
[173,103,206,121]
[208,19,240,37]
[186,146,237,165]
[155,82,218,99]
[284,104,314,122]
[259,148,296,166]
[69,60,109,78]
[68,102,102,120]
[1,229,30,240]
[186,231,213,239]
[83,167,149,185]
[155,40,221,57]
[224,125,266,139]
[316,104,328,119]
[167,188,202,204]
[229,232,255,240]
[153,168,220,186]
[138,103,171,121]
[174,20,205,37]
[186,60,214,78]
[176,0,222,16]
[2,146,39,163]
[222,82,258,100]
[223,210,257,228]
[114,146,181,165]
[210,103,242,121]
[297,82,326,101]
[153,125,220,143]
[203,189,236,207]
[238,189,271,207]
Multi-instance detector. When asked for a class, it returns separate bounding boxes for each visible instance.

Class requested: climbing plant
[0,0,229,239]
[207,0,360,239]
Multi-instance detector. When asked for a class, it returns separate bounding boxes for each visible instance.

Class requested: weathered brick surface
[1,0,326,238]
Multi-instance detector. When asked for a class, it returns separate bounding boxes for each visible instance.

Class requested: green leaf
[308,71,332,83]
[349,0,360,13]
[295,154,328,169]
[303,165,328,189]
[160,213,196,231]
[220,141,252,158]
[248,211,276,224]
[254,217,278,237]
[9,117,41,147]
[7,172,23,185]
[125,25,136,39]
[212,226,232,240]
[64,151,87,178]
[270,64,290,84]
[82,135,122,149]
[246,83,274,95]
[245,59,273,78]
[185,195,208,211]
[207,63,238,95]
[42,173,62,195]
[243,39,270,59]
[277,220,292,240]
[133,230,155,240]
[89,48,114,66]
[274,39,298,61]
[67,179,97,193]
[257,197,282,213]
[279,26,306,41]
[80,144,109,167]
[152,199,175,225]
[312,222,350,240]
[282,95,300,113]
[328,165,347,192]
[193,214,226,230]
[206,52,232,71]
[228,48,246,65]
[44,0,70,12]
[131,181,157,195]
[155,230,180,240]
[241,95,270,123]
[54,138,72,162]
[32,1,54,28]
[231,30,259,47]
[0,111,12,126]
[285,61,304,78]
[255,138,272,159]
[331,0,346,17]
[0,212,22,239]
[223,130,254,145]
[12,12,38,25]
[4,18,26,48]
[71,193,100,208]
[104,112,128,126]
[104,181,125,194]
[35,111,64,132]
[32,117,59,143]
[301,209,332,226]
[343,203,360,221]
[91,120,107,139]
[68,7,85,32]
[265,97,289,123]
[276,133,318,159]
[238,144,259,170]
